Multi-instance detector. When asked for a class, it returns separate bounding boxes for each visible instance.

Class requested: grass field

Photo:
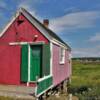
[70,61,100,100]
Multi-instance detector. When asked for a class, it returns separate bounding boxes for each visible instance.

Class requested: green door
[30,46,42,81]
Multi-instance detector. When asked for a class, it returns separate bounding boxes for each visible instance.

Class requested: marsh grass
[71,61,100,99]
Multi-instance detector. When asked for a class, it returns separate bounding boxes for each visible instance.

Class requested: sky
[0,0,100,57]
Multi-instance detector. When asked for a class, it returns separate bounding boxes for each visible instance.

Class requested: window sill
[59,61,65,65]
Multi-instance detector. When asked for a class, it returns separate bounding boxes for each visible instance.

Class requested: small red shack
[0,8,71,97]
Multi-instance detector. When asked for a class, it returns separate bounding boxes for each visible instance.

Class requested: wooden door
[30,46,42,81]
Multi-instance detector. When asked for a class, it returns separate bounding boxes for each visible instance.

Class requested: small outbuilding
[0,8,71,97]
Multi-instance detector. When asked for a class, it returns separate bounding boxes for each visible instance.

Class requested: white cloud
[49,11,100,32]
[72,46,100,57]
[64,7,81,14]
[89,33,100,42]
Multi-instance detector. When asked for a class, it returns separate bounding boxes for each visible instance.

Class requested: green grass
[71,61,100,99]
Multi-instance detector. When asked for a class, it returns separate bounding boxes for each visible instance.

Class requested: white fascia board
[51,38,68,49]
[0,12,20,37]
[50,42,53,76]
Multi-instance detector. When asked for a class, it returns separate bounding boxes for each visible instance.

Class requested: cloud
[64,7,81,14]
[49,11,100,32]
[89,33,100,42]
[72,46,100,57]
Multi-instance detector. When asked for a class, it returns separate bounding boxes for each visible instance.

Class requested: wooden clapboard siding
[52,43,71,86]
[0,45,21,85]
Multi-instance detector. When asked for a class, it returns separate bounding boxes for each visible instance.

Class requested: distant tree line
[72,57,100,62]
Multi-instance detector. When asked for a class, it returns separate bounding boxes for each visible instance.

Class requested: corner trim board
[28,45,31,82]
[50,42,53,75]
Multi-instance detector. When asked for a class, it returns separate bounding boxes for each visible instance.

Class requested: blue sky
[0,0,100,57]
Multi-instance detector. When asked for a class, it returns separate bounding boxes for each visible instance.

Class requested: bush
[68,86,88,95]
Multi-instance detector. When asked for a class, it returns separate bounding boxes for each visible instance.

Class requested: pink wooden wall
[0,14,49,85]
[52,43,71,86]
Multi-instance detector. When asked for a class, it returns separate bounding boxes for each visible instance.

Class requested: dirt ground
[47,94,78,100]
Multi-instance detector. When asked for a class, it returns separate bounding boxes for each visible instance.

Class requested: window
[59,47,65,64]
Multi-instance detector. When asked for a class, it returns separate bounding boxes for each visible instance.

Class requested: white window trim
[59,47,65,64]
